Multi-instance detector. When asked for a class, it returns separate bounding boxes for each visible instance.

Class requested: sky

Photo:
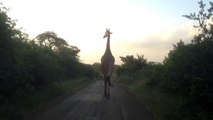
[1,0,209,64]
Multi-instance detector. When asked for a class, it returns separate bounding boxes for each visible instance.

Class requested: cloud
[113,21,198,63]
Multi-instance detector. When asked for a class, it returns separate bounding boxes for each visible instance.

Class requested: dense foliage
[116,1,213,120]
[0,4,98,109]
[117,55,147,74]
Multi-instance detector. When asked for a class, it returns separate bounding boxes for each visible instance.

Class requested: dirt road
[31,80,153,120]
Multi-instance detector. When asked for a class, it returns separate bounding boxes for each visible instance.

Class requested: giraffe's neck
[105,36,111,52]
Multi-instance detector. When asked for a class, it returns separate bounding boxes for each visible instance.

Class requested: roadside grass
[0,77,93,120]
[120,80,178,120]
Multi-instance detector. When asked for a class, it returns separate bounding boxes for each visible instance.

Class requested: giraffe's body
[101,50,115,77]
[101,37,115,77]
[101,29,115,98]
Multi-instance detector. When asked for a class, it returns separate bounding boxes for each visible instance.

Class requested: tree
[162,1,213,119]
[0,4,30,104]
[120,55,146,71]
[33,31,68,50]
[117,55,147,76]
[183,0,213,43]
[0,5,16,65]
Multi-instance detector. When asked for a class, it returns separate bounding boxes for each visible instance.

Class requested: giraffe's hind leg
[104,75,111,99]
[106,76,110,99]
[107,76,113,86]
[104,76,107,97]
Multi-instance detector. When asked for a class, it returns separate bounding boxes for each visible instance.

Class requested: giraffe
[101,28,115,99]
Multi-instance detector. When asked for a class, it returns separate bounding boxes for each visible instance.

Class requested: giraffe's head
[103,28,112,39]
